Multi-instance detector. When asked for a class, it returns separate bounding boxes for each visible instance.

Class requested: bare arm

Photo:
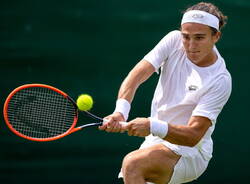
[99,59,155,131]
[125,116,211,147]
[166,116,212,146]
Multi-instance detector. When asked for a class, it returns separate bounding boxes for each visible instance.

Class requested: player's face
[181,23,221,66]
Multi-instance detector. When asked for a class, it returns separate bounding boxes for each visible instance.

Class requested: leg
[121,144,181,184]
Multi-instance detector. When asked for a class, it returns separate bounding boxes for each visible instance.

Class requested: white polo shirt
[141,30,232,161]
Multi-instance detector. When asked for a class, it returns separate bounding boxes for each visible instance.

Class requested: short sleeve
[192,75,232,124]
[143,30,181,72]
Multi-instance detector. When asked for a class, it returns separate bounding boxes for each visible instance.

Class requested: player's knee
[121,151,165,183]
[122,152,143,178]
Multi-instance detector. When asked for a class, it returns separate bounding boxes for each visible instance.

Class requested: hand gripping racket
[3,84,126,142]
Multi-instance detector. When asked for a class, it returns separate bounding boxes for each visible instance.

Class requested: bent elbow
[186,136,201,147]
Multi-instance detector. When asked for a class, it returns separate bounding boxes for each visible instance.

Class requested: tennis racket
[3,84,126,142]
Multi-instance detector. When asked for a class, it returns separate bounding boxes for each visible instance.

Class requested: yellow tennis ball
[76,94,93,111]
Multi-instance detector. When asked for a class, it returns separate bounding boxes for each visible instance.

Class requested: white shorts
[168,152,208,184]
[146,144,209,184]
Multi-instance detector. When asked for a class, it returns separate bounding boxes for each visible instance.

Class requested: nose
[188,38,197,50]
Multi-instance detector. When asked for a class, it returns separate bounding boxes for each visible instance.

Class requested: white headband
[181,10,219,31]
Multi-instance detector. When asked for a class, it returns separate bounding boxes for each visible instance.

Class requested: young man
[99,2,232,184]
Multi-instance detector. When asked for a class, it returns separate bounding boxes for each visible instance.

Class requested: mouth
[188,51,200,54]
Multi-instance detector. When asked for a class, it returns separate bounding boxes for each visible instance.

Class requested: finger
[107,121,122,133]
[98,125,105,130]
[98,117,112,130]
[128,123,139,136]
[105,120,119,132]
[106,127,114,132]
[98,122,109,130]
[104,117,116,128]
[98,122,108,131]
[110,123,121,133]
[126,124,134,136]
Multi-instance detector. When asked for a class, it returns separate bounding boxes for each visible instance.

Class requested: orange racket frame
[3,84,101,142]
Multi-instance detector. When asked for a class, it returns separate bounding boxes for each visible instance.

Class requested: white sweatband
[181,10,219,31]
[149,117,168,138]
[114,99,131,121]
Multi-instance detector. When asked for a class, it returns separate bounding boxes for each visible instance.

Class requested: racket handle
[119,121,127,128]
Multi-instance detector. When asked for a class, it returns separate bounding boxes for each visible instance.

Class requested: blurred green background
[0,0,249,183]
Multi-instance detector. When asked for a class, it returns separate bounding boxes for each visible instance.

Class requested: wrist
[114,99,131,121]
[149,117,168,138]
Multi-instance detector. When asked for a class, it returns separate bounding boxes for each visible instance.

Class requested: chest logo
[188,85,198,91]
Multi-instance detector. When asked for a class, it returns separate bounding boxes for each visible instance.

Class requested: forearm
[118,74,140,103]
[100,60,155,130]
[165,124,201,147]
[118,60,155,103]
[151,116,211,147]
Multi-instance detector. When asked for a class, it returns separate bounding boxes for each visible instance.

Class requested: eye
[195,36,205,40]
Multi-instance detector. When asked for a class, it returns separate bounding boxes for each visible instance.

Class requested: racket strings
[7,87,76,139]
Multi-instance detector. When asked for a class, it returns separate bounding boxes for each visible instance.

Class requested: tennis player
[99,2,232,184]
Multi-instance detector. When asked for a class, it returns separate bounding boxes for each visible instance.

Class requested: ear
[213,31,221,43]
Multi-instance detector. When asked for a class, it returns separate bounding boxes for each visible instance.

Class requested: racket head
[3,84,78,141]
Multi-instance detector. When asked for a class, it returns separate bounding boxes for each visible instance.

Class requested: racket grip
[119,121,128,129]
